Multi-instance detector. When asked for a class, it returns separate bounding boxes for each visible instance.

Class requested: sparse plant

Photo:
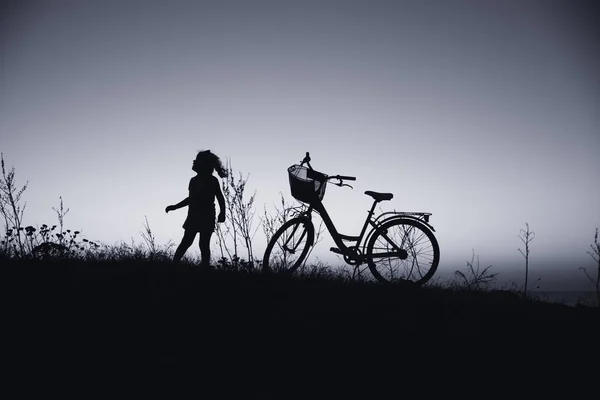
[214,255,256,273]
[518,222,535,297]
[261,192,296,245]
[296,259,332,279]
[52,196,70,246]
[349,263,372,282]
[214,159,260,269]
[138,215,173,261]
[90,242,132,262]
[2,222,100,260]
[0,153,28,257]
[0,191,100,260]
[453,250,498,291]
[579,228,600,306]
[140,216,157,254]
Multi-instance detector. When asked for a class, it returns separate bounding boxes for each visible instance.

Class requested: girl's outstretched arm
[165,197,189,213]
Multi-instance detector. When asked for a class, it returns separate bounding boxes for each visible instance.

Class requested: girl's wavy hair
[195,150,228,178]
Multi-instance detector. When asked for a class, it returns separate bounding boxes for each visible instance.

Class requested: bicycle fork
[283,222,309,254]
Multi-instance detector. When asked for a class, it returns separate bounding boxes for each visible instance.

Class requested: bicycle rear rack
[378,211,432,223]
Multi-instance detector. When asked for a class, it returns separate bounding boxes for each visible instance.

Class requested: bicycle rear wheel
[366,218,440,285]
[262,217,315,274]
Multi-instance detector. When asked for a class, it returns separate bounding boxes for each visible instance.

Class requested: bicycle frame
[300,197,426,265]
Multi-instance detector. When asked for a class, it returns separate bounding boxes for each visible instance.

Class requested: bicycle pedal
[330,247,342,254]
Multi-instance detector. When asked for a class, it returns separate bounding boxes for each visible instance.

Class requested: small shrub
[452,250,498,291]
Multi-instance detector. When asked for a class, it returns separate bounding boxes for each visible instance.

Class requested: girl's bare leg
[173,230,197,263]
[199,230,213,268]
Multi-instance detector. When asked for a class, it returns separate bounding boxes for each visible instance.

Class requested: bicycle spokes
[376,227,407,259]
[368,220,439,284]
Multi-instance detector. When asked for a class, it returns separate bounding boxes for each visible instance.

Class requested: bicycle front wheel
[262,217,315,274]
[366,218,440,285]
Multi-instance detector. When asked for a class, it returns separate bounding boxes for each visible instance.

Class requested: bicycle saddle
[364,191,393,202]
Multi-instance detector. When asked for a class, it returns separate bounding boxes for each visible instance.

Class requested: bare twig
[518,222,535,297]
[0,153,29,257]
[579,228,600,306]
[140,215,157,255]
[52,196,70,246]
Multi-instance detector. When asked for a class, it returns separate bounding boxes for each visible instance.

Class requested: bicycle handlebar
[302,152,356,183]
[329,175,356,181]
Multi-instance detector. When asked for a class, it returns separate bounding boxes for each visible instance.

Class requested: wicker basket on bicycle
[288,164,328,203]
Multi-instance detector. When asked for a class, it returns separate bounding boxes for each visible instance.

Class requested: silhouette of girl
[166,150,227,267]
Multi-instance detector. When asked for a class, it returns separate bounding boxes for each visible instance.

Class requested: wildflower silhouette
[166,150,227,267]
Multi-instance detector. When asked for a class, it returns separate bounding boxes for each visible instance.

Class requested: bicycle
[262,152,440,285]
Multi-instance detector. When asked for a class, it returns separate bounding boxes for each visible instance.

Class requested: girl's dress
[183,174,219,233]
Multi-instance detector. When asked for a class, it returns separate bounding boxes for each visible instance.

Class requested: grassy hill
[2,258,598,395]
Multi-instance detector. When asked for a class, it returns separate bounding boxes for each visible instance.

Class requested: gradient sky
[1,0,598,290]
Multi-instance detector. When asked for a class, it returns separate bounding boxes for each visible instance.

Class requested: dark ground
[2,259,598,396]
